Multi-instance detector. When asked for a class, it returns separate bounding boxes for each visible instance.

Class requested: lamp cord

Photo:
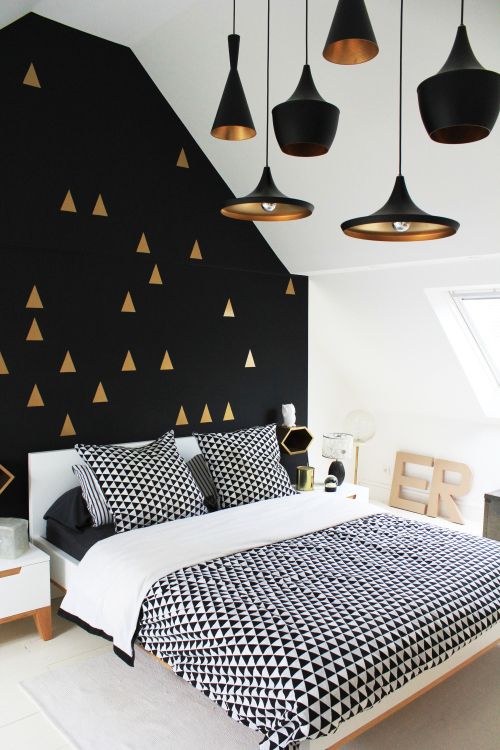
[233,0,236,34]
[266,0,270,167]
[398,0,403,176]
[461,0,464,25]
[305,0,309,64]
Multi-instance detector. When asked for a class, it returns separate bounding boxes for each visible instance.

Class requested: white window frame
[426,284,500,418]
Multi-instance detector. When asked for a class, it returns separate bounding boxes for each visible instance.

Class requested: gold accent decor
[136,233,150,253]
[149,264,163,285]
[121,292,135,313]
[92,194,108,216]
[200,404,212,424]
[223,298,235,317]
[122,351,136,371]
[26,318,43,341]
[26,285,43,309]
[0,352,9,375]
[176,406,188,426]
[323,38,379,66]
[0,465,15,495]
[285,278,296,295]
[223,402,235,421]
[177,148,189,168]
[93,382,108,404]
[212,125,256,141]
[190,240,202,260]
[60,351,76,373]
[0,567,21,578]
[23,63,41,88]
[296,465,315,491]
[27,384,44,407]
[160,350,173,370]
[60,414,76,437]
[245,349,255,368]
[277,426,314,456]
[60,190,77,213]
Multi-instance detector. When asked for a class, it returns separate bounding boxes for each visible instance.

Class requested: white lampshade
[344,410,376,446]
[322,433,353,460]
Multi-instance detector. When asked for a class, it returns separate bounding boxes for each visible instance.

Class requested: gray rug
[21,644,500,750]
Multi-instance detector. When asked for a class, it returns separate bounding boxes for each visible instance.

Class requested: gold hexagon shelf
[277,426,314,456]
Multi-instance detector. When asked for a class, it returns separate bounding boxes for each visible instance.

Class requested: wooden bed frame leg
[33,605,52,641]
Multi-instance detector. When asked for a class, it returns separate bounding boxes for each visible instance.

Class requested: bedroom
[0,0,499,748]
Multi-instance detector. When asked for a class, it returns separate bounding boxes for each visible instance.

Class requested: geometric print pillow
[75,431,207,533]
[194,424,296,510]
[72,463,114,527]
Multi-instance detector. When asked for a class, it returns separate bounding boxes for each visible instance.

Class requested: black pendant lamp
[341,0,459,242]
[221,0,313,222]
[211,0,256,140]
[272,0,339,156]
[417,0,500,144]
[323,0,378,65]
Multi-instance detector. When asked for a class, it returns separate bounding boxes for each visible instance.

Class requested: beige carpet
[21,644,500,750]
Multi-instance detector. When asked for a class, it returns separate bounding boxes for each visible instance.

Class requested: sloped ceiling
[2,0,499,275]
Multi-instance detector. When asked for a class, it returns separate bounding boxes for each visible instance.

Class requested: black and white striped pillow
[187,453,218,510]
[73,463,114,527]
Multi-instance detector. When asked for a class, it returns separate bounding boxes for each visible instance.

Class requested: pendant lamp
[417,0,500,144]
[341,0,459,242]
[221,0,313,221]
[272,0,339,156]
[323,0,378,65]
[211,0,256,140]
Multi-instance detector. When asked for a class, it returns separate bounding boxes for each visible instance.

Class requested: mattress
[45,519,115,561]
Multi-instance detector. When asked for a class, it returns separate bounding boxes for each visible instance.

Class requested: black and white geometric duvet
[137,514,500,750]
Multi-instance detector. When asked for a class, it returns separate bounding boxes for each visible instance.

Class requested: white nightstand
[298,481,370,502]
[0,543,52,640]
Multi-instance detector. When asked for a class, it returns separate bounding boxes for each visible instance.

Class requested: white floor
[0,598,111,749]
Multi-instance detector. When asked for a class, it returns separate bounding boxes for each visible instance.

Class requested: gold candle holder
[296,465,315,491]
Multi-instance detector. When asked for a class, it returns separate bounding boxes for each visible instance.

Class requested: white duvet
[60,490,378,659]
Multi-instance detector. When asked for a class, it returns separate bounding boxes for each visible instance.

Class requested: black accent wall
[0,14,308,518]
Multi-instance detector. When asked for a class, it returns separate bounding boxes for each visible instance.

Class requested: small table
[0,543,52,640]
[298,481,369,502]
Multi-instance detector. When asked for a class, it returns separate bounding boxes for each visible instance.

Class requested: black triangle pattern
[76,431,207,533]
[137,514,500,750]
[194,424,296,509]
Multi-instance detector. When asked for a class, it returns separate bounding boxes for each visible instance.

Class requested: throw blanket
[137,514,500,750]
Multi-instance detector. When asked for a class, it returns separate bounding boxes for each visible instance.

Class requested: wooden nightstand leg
[33,605,52,641]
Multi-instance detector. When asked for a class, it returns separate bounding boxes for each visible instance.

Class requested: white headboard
[28,436,201,541]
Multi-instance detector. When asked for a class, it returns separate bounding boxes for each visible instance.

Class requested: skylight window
[451,291,500,386]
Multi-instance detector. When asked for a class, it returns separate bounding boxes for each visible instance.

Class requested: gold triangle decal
[27,384,44,407]
[93,382,108,404]
[190,240,202,260]
[136,232,150,254]
[60,414,76,437]
[92,194,108,216]
[121,291,136,313]
[26,285,43,309]
[26,317,43,341]
[223,298,235,317]
[149,264,163,285]
[60,350,76,373]
[176,405,188,426]
[160,350,173,370]
[60,189,77,213]
[122,350,136,372]
[23,62,41,88]
[245,349,256,368]
[177,148,189,168]
[0,352,9,375]
[200,404,212,424]
[0,464,15,494]
[286,278,296,295]
[223,402,235,421]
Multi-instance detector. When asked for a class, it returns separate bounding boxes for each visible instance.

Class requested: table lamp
[344,410,376,484]
[322,433,353,486]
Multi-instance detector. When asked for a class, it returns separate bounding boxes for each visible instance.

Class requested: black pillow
[44,486,92,530]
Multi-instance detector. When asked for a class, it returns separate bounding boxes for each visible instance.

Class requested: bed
[29,438,500,750]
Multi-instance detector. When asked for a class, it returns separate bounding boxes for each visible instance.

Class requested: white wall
[308,256,500,529]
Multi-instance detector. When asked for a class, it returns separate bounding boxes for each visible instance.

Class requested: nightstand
[0,543,52,640]
[298,481,370,502]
